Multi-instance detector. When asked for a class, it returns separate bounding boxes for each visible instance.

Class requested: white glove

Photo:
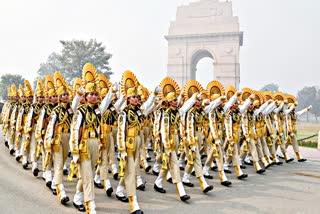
[196,93,202,100]
[77,86,85,96]
[112,82,119,92]
[73,155,79,164]
[215,140,221,146]
[120,152,127,161]
[190,146,196,152]
[154,85,161,95]
[249,94,255,101]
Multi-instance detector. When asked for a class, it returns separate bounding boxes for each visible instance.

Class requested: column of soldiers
[1,64,312,214]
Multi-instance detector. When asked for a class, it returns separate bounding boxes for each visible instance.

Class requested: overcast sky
[0,0,319,95]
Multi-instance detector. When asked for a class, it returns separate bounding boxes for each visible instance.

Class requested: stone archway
[165,0,243,89]
[190,49,214,80]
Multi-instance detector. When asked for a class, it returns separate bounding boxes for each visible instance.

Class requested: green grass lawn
[296,131,318,142]
[296,130,318,148]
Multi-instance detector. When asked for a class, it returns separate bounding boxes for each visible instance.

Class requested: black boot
[180,195,190,201]
[73,202,85,212]
[33,168,39,177]
[106,187,113,197]
[238,174,248,180]
[154,184,166,193]
[221,181,232,187]
[116,194,129,203]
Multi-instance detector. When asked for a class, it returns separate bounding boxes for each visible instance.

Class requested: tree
[0,74,25,100]
[37,52,64,77]
[37,39,113,83]
[297,86,318,122]
[260,83,279,93]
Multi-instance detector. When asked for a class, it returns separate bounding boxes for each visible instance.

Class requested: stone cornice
[165,31,243,46]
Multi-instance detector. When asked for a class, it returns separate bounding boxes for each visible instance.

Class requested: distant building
[166,0,243,88]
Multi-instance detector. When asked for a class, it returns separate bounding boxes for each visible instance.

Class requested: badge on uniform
[68,108,73,114]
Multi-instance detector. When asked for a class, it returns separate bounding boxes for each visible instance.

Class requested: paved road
[1,131,320,214]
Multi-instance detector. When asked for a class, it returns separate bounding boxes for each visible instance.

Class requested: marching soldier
[239,88,266,174]
[45,71,80,206]
[223,86,248,179]
[70,63,117,213]
[284,94,311,162]
[3,84,19,155]
[36,75,59,190]
[204,80,232,186]
[16,80,33,169]
[263,92,284,165]
[115,70,144,214]
[93,73,116,197]
[24,78,45,176]
[273,92,294,163]
[180,80,213,193]
[153,77,190,201]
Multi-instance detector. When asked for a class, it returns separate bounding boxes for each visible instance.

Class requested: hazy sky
[0,0,319,95]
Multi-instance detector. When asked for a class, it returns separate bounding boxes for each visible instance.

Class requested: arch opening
[191,50,214,87]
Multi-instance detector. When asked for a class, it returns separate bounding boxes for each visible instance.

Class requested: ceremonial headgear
[120,70,139,98]
[286,94,298,107]
[10,84,17,97]
[36,78,44,97]
[240,87,253,103]
[73,78,83,97]
[45,75,56,97]
[24,80,33,97]
[263,91,274,101]
[54,71,69,96]
[18,84,24,97]
[253,90,264,107]
[225,85,237,100]
[137,84,150,102]
[206,80,225,101]
[98,73,112,97]
[159,77,181,102]
[183,80,207,101]
[82,63,100,93]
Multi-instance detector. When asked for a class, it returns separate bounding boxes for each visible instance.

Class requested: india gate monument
[166,0,243,88]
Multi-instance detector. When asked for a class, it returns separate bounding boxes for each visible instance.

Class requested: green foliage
[298,141,317,148]
[296,86,320,121]
[37,39,113,83]
[0,74,25,100]
[260,83,279,93]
